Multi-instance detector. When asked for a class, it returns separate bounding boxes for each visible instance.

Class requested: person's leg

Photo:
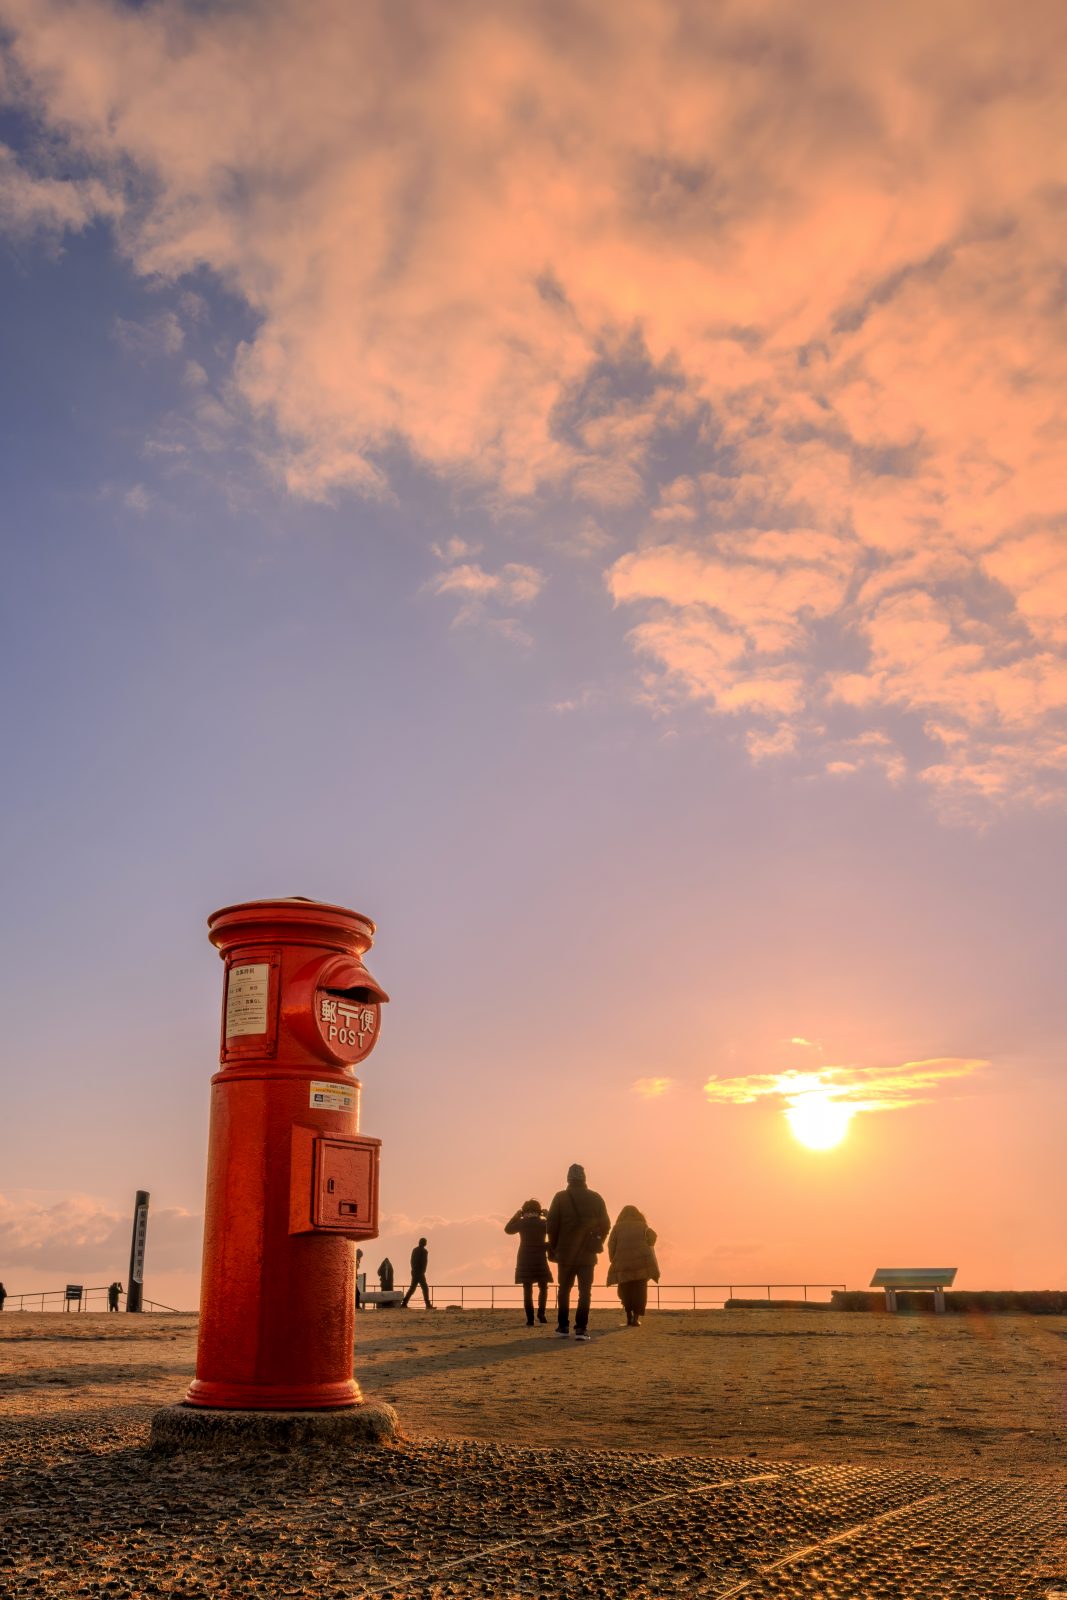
[419,1274,432,1309]
[523,1283,534,1325]
[634,1279,648,1319]
[537,1282,548,1322]
[557,1266,576,1332]
[574,1263,595,1334]
[618,1282,634,1323]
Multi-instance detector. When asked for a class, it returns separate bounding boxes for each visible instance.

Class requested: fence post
[490,1284,494,1310]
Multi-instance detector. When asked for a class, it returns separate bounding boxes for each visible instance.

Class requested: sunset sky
[1,1,1064,1309]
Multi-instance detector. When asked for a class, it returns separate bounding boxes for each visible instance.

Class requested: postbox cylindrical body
[186,897,388,1410]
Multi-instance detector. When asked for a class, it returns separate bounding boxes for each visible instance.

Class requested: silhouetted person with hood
[547,1164,610,1341]
[606,1205,660,1325]
[504,1199,553,1325]
[377,1258,395,1292]
[402,1237,432,1308]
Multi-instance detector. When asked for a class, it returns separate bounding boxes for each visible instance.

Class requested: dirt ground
[2,1305,1064,1482]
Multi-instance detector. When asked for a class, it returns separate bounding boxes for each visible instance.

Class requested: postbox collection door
[313,1137,378,1232]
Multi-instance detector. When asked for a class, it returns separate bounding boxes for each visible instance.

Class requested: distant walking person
[402,1238,432,1308]
[547,1164,610,1342]
[0,1282,6,1312]
[607,1206,660,1326]
[504,1200,553,1326]
[107,1281,123,1313]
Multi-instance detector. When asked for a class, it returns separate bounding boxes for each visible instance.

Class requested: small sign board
[225,963,271,1037]
[64,1285,83,1307]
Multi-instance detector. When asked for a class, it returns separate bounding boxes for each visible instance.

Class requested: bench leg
[884,1289,897,1313]
[934,1288,945,1313]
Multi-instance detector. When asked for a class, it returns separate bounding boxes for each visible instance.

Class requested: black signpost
[126,1190,150,1313]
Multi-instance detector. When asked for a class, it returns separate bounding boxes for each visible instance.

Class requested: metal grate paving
[1,1431,1063,1598]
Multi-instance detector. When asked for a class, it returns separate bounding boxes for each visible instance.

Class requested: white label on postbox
[225,963,270,1036]
[309,1080,355,1113]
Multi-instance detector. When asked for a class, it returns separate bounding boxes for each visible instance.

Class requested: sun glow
[785,1092,854,1151]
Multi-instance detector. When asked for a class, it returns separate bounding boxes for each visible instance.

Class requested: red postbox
[186,897,388,1411]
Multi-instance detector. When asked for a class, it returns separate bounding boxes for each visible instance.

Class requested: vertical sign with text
[126,1190,150,1312]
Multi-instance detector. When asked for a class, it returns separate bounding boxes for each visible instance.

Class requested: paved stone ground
[2,1418,1064,1598]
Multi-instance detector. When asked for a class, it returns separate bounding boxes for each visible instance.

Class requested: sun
[785,1091,853,1150]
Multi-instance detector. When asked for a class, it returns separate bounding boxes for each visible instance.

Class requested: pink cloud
[0,1191,201,1276]
[427,547,545,637]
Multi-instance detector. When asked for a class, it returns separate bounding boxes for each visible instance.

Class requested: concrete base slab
[149,1401,399,1454]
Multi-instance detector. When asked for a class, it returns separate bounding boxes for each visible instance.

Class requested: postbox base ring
[151,1400,399,1454]
[184,1376,364,1410]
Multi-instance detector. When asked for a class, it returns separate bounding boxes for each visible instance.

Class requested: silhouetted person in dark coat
[402,1238,432,1308]
[505,1199,553,1325]
[0,1282,6,1312]
[547,1164,610,1341]
[377,1258,394,1292]
[107,1281,122,1313]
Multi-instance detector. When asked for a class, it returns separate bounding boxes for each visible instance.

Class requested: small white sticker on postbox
[225,963,270,1036]
[309,1080,355,1113]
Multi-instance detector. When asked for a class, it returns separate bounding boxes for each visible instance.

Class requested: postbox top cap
[207,896,377,953]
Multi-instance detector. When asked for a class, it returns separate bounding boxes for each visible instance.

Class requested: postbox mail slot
[324,982,386,1004]
[313,1137,378,1233]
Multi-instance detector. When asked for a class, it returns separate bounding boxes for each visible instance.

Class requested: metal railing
[379,1282,845,1311]
[2,1287,186,1314]
[4,1282,844,1315]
